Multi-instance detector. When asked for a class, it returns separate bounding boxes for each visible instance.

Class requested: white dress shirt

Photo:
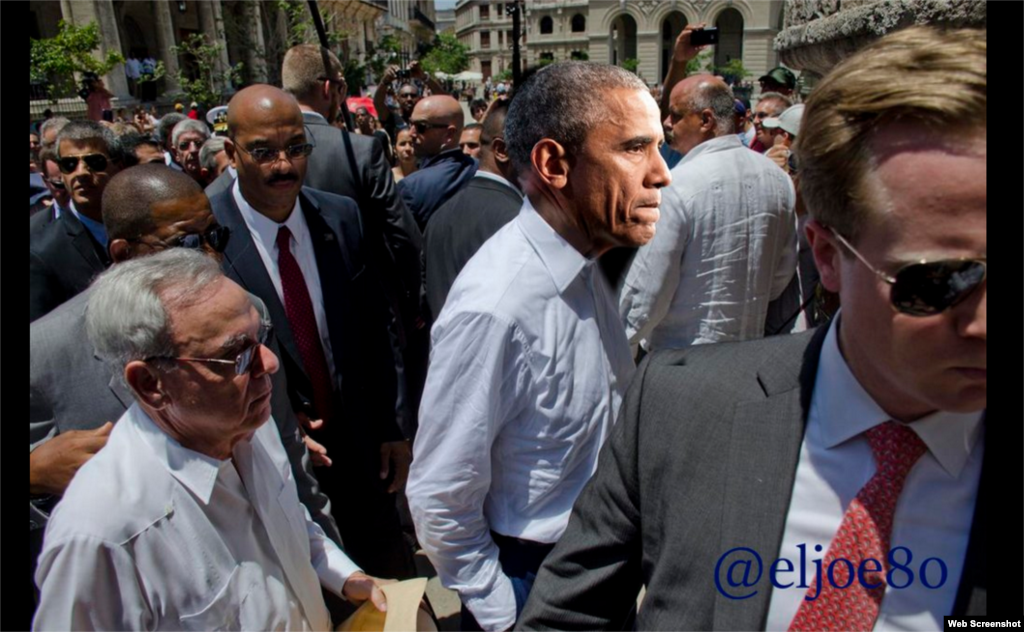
[34,405,361,631]
[619,134,797,351]
[233,181,337,382]
[764,315,985,631]
[407,199,636,631]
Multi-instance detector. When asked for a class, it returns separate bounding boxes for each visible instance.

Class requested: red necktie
[276,226,334,422]
[788,421,927,632]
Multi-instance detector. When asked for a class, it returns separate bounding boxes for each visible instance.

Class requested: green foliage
[276,0,344,48]
[685,50,714,75]
[366,34,403,81]
[171,33,243,107]
[622,58,640,74]
[537,57,555,67]
[495,68,514,82]
[30,20,126,100]
[570,50,589,61]
[138,60,167,84]
[419,33,470,75]
[343,59,367,93]
[716,58,751,85]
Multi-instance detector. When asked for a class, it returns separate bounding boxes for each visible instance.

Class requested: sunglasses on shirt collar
[830,230,986,317]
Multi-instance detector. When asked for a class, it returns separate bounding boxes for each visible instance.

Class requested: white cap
[762,103,805,137]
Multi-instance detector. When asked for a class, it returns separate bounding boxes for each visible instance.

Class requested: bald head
[409,95,465,157]
[102,163,205,241]
[227,85,304,138]
[666,74,736,153]
[413,96,464,128]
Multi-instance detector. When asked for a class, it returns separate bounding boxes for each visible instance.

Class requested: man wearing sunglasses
[521,26,987,630]
[34,249,390,630]
[171,118,212,185]
[211,85,414,585]
[750,92,793,154]
[29,164,343,627]
[397,95,478,231]
[30,120,122,322]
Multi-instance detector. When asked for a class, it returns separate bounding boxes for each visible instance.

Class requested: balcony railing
[412,7,435,31]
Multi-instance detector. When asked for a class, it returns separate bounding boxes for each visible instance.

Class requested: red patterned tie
[788,421,927,631]
[276,226,334,422]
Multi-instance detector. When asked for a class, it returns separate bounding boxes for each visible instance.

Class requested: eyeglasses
[128,224,231,253]
[411,120,449,134]
[57,153,109,174]
[234,141,314,165]
[177,139,203,152]
[752,111,773,120]
[149,322,272,375]
[831,230,987,317]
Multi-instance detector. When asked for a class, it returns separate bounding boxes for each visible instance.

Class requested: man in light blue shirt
[407,61,672,632]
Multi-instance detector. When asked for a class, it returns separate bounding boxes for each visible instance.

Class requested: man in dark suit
[30,120,121,322]
[422,98,521,322]
[397,95,478,231]
[282,44,428,438]
[30,165,339,629]
[210,84,415,580]
[519,27,988,630]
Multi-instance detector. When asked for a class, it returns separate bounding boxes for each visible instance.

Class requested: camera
[689,27,719,47]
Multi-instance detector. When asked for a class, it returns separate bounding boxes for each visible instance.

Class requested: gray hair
[86,249,225,378]
[681,79,737,136]
[756,92,793,115]
[157,113,187,146]
[199,137,227,171]
[505,61,649,173]
[171,119,211,148]
[55,120,122,163]
[39,116,71,144]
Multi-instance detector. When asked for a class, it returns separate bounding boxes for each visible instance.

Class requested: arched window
[571,14,586,33]
[540,16,553,35]
[714,8,744,73]
[660,11,687,81]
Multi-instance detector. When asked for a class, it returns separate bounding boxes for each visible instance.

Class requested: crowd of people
[28,24,986,631]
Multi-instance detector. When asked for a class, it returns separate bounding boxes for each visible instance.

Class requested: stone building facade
[29,0,437,116]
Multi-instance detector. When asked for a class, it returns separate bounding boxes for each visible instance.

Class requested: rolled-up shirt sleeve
[407,311,531,632]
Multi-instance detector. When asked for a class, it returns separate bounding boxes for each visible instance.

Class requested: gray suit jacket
[29,286,342,548]
[519,327,987,630]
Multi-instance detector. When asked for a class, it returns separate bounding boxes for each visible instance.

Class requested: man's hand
[765,142,792,172]
[30,422,113,496]
[673,23,709,63]
[342,571,394,612]
[381,65,399,86]
[379,440,412,493]
[295,412,331,468]
[409,60,426,80]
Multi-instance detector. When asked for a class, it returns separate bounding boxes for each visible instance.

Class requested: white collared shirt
[620,134,797,351]
[764,315,985,631]
[34,405,361,631]
[233,181,336,382]
[407,198,636,631]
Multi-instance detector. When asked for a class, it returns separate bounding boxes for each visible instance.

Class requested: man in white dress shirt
[519,26,987,631]
[34,250,389,631]
[619,73,798,353]
[407,61,671,631]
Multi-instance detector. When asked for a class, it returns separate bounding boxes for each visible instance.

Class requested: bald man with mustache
[208,85,416,585]
[397,95,478,231]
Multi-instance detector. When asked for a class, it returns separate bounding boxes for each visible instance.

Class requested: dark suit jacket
[518,327,987,630]
[397,148,478,232]
[422,174,523,322]
[29,207,111,322]
[301,111,423,334]
[29,285,342,584]
[210,186,403,446]
[204,168,234,199]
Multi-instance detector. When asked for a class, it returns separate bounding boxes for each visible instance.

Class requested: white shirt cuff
[462,573,517,632]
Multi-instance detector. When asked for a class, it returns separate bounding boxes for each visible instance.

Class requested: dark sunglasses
[412,120,449,134]
[832,230,986,316]
[236,141,314,165]
[149,322,272,375]
[177,139,202,152]
[129,225,231,253]
[58,153,109,174]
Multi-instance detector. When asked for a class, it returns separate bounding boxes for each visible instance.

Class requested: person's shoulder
[301,186,359,215]
[441,218,538,314]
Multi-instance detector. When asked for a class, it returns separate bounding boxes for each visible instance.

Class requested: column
[94,0,131,99]
[153,0,182,94]
[244,0,268,83]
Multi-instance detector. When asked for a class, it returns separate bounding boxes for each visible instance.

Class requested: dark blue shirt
[397,148,478,231]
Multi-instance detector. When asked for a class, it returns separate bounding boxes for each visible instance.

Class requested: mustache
[266,173,298,185]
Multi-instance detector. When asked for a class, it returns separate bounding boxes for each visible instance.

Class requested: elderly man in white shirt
[33,249,389,631]
[406,61,671,632]
[620,74,798,353]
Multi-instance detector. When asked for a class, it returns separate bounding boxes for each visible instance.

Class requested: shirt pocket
[178,564,256,631]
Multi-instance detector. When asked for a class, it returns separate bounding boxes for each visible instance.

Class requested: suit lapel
[952,413,987,615]
[63,210,109,270]
[299,192,352,392]
[214,192,307,383]
[712,328,828,631]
